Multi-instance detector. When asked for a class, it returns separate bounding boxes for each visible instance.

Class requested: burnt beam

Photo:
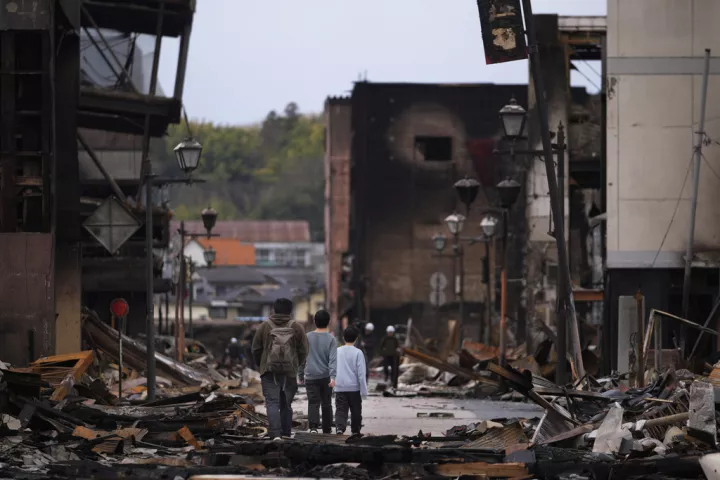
[81,0,192,37]
[1,31,17,232]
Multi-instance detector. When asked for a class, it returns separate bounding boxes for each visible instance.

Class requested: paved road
[258,389,543,436]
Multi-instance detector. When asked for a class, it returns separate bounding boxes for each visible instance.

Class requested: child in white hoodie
[334,326,368,435]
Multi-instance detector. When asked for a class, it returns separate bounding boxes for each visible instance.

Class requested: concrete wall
[607,0,720,268]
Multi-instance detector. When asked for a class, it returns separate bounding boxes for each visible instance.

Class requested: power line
[650,153,694,268]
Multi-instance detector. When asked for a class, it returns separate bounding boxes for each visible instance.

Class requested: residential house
[184,238,255,267]
[172,220,325,271]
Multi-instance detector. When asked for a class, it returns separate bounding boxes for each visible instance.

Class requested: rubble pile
[4,308,720,479]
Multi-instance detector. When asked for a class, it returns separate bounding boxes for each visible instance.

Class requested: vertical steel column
[499,209,509,366]
[178,222,186,361]
[555,124,567,385]
[1,32,16,231]
[485,241,493,345]
[682,49,711,327]
[145,173,156,401]
[522,0,585,378]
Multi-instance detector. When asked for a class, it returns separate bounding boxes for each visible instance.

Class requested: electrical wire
[650,153,695,267]
[572,64,601,91]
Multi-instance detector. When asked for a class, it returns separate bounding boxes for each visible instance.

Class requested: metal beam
[1,32,17,232]
[77,132,128,204]
[80,6,140,94]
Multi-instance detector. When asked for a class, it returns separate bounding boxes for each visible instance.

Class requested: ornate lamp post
[495,179,521,366]
[496,94,578,383]
[144,138,205,401]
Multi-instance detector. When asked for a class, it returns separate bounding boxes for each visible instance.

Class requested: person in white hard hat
[226,337,242,367]
[379,325,401,386]
[360,323,376,381]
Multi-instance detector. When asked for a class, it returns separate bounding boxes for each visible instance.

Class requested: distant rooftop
[173,220,310,243]
[194,238,255,266]
[195,265,272,285]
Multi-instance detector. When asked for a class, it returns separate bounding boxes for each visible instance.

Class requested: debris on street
[3,307,720,479]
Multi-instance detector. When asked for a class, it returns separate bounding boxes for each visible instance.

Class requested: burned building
[0,0,195,365]
[325,82,529,341]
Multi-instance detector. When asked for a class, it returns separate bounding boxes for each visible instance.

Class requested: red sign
[110,298,130,318]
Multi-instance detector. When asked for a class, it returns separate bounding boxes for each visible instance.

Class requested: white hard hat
[386,325,395,333]
[231,337,238,343]
[365,323,375,332]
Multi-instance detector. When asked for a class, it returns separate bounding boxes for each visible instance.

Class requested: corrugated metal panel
[462,422,528,450]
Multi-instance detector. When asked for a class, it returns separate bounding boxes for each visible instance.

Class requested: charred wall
[349,82,528,339]
[324,97,352,330]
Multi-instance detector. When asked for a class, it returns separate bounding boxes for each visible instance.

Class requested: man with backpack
[252,298,309,440]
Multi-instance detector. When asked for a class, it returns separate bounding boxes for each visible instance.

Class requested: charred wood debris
[1,311,720,479]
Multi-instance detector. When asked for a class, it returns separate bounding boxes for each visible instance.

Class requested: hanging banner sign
[476,0,528,65]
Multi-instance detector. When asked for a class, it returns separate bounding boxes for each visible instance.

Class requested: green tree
[162,103,325,238]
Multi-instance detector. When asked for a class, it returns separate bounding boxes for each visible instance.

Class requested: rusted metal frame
[77,131,128,204]
[1,32,17,232]
[643,308,719,367]
[635,290,645,387]
[138,0,165,204]
[688,296,720,360]
[80,6,140,95]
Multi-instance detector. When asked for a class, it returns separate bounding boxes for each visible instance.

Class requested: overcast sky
[154,0,606,125]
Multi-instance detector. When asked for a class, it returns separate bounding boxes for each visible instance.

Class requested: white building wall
[607,0,720,268]
[183,240,209,267]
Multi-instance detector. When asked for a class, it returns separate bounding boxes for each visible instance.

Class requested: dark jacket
[251,314,309,377]
[362,333,377,358]
[379,334,400,357]
[228,342,242,359]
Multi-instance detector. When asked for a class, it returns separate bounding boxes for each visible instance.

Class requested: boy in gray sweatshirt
[334,326,368,435]
[300,310,337,433]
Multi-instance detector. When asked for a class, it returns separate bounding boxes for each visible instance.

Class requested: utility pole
[555,123,568,385]
[682,49,711,337]
[521,0,585,379]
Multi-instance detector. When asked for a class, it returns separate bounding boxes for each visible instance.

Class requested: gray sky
[156,0,605,125]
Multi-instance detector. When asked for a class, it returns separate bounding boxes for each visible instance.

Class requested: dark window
[208,307,227,319]
[415,136,453,161]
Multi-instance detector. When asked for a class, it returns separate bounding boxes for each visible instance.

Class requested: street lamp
[495,179,521,367]
[201,206,218,237]
[480,215,498,238]
[432,233,447,252]
[499,97,527,140]
[497,179,522,209]
[454,176,481,214]
[203,245,216,267]
[144,137,206,402]
[444,213,466,236]
[495,96,579,383]
[174,137,203,174]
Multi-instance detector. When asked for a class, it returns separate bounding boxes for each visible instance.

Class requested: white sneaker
[272,437,282,442]
[310,429,318,434]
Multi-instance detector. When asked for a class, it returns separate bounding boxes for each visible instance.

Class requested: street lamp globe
[203,245,216,267]
[496,178,522,209]
[499,97,527,140]
[444,213,466,235]
[480,215,499,238]
[174,137,204,174]
[432,233,447,252]
[201,206,218,236]
[453,176,481,210]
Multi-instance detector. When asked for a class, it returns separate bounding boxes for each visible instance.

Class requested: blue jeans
[261,373,298,438]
